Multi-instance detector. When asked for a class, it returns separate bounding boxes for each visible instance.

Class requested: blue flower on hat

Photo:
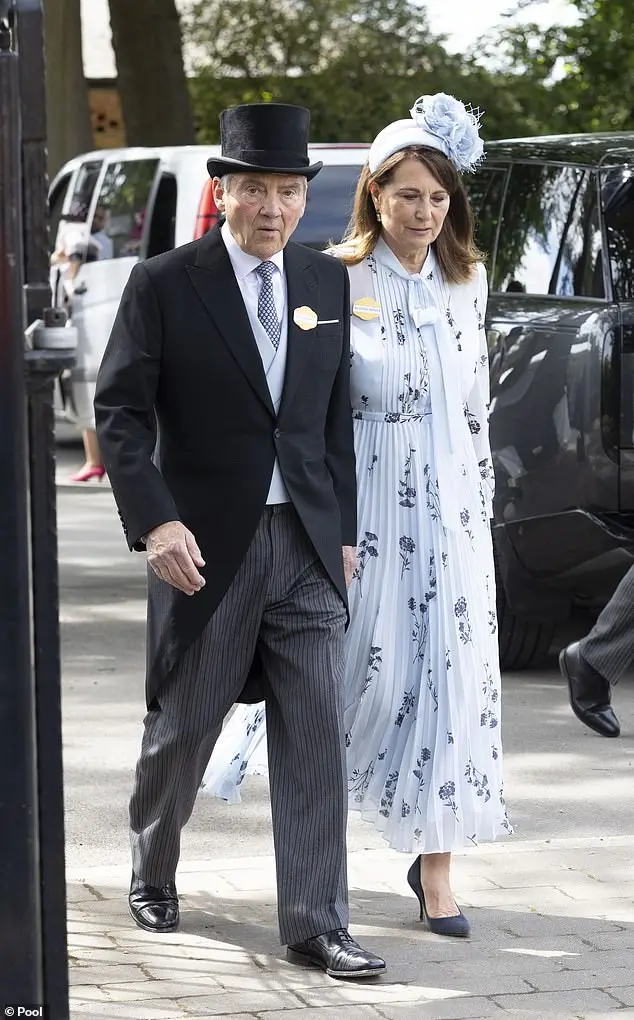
[410,93,484,173]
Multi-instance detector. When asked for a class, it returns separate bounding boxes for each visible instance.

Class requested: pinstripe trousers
[580,561,634,685]
[129,504,350,945]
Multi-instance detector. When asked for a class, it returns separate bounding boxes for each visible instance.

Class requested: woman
[51,203,109,483]
[202,93,512,936]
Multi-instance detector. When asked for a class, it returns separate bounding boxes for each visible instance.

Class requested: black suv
[465,134,634,669]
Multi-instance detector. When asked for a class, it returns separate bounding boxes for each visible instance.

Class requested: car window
[63,160,103,221]
[48,171,74,247]
[92,158,159,260]
[52,159,103,256]
[552,171,604,299]
[493,163,603,297]
[603,169,634,301]
[293,165,362,249]
[463,164,507,261]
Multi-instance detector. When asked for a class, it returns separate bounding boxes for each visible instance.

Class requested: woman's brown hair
[332,146,483,285]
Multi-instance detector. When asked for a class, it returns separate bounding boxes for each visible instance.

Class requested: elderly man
[94,102,385,978]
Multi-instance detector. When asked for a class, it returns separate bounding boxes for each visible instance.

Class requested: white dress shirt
[221,220,290,504]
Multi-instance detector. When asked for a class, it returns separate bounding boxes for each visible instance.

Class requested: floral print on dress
[362,645,382,697]
[353,531,378,597]
[399,447,417,508]
[399,536,416,578]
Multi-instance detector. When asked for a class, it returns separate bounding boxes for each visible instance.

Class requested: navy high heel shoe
[406,856,471,938]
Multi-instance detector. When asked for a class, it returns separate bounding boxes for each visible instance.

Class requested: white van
[48,143,369,425]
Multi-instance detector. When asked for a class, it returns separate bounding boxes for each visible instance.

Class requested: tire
[495,550,556,671]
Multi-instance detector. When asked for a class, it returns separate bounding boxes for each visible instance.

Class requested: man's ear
[212,176,225,212]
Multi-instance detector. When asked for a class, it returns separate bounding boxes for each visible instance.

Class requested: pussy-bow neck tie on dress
[374,240,471,533]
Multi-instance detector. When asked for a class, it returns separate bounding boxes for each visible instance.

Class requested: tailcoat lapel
[279,243,319,418]
[186,227,275,417]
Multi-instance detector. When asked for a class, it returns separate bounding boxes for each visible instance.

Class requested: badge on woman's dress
[293,306,318,330]
[352,297,381,321]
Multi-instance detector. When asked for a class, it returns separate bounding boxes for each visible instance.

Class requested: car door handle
[73,281,87,295]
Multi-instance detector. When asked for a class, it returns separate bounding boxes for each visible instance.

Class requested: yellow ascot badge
[352,297,381,321]
[293,305,318,331]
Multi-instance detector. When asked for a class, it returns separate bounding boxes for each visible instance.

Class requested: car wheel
[494,549,556,671]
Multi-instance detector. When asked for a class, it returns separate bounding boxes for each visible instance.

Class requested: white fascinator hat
[368,93,485,175]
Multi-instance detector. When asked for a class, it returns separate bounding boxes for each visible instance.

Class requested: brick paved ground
[67,838,634,1019]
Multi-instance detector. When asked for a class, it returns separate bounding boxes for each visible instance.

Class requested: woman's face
[372,157,450,259]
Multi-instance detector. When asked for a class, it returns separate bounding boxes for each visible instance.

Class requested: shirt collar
[221,221,285,281]
[374,234,436,282]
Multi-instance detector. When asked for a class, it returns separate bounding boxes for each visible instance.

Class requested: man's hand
[342,545,357,589]
[146,521,206,595]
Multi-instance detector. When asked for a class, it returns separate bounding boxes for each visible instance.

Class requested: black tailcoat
[94,226,356,707]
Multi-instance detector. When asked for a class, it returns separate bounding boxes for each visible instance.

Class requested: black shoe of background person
[559,641,620,738]
[287,928,386,978]
[129,873,179,932]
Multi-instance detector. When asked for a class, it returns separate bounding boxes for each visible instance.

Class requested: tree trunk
[108,0,195,146]
[43,0,93,177]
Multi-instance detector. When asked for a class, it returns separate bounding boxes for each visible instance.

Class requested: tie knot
[256,260,276,282]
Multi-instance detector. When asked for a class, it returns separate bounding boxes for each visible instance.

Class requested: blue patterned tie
[255,261,281,350]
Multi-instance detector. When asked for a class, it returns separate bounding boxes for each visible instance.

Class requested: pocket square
[317,318,340,325]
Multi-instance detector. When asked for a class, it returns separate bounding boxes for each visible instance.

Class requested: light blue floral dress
[201,238,511,853]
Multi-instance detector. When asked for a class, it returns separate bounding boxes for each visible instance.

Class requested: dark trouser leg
[580,562,634,685]
[259,507,349,946]
[130,519,271,887]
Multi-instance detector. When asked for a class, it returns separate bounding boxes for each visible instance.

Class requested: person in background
[50,199,89,307]
[65,205,113,482]
[559,564,632,737]
[202,92,512,939]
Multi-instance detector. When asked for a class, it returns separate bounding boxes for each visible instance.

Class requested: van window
[93,158,159,259]
[464,164,507,261]
[64,160,103,221]
[48,172,74,247]
[493,163,603,297]
[603,170,634,301]
[293,165,361,249]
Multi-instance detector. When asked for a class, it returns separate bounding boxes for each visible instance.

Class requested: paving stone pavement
[67,837,634,1019]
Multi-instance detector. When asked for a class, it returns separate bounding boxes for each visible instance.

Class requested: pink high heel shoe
[69,464,106,483]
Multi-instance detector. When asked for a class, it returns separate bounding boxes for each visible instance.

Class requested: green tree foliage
[483,0,634,134]
[183,0,554,143]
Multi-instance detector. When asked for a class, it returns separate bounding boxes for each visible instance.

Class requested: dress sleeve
[464,263,495,520]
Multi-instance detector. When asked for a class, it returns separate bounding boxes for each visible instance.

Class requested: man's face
[213,173,307,259]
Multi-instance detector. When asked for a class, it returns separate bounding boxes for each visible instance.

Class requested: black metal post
[25,347,73,1020]
[0,8,44,1006]
[17,1,71,1012]
[16,0,50,323]
[1,2,71,1015]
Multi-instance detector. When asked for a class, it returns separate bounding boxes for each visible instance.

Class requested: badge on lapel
[352,297,381,321]
[293,305,318,331]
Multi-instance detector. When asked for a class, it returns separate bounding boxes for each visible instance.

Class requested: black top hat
[206,103,322,181]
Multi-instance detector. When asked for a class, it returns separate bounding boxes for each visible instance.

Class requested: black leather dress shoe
[129,874,179,932]
[559,642,620,738]
[287,929,386,978]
